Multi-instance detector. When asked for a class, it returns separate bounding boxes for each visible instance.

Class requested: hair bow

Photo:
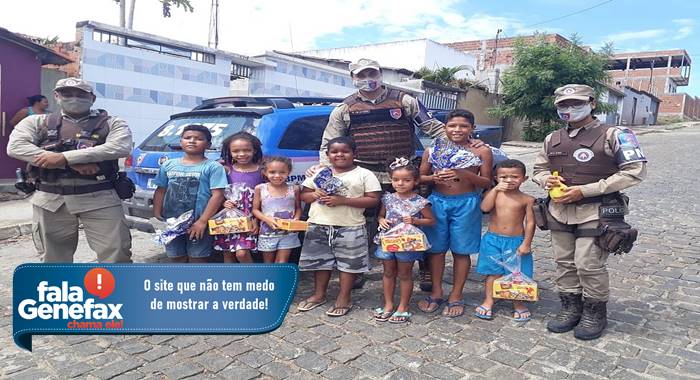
[389,157,410,170]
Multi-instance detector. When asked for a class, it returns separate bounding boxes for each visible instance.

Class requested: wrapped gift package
[208,217,253,235]
[380,233,429,252]
[492,278,538,301]
[276,219,309,232]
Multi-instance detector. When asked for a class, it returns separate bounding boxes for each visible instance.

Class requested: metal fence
[419,90,458,110]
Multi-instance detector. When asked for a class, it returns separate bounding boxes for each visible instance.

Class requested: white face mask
[353,76,382,92]
[557,103,592,122]
[58,97,93,115]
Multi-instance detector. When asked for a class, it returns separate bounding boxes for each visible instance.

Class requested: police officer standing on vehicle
[307,58,447,290]
[532,84,647,340]
[7,78,133,263]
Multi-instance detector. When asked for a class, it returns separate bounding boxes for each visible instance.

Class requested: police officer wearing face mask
[532,84,647,340]
[7,77,133,263]
[306,58,448,290]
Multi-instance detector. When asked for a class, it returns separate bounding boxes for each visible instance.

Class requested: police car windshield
[140,114,260,152]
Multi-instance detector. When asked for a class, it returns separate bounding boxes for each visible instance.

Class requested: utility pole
[493,29,503,94]
[208,0,220,49]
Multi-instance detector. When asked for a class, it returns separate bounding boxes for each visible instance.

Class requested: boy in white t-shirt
[297,137,381,317]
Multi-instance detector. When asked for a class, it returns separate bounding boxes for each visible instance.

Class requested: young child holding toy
[475,159,536,321]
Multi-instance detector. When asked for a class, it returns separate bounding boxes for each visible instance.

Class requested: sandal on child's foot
[297,299,327,312]
[389,311,412,324]
[513,308,531,322]
[474,305,494,320]
[373,307,394,322]
[442,300,466,318]
[418,296,445,313]
[326,304,353,317]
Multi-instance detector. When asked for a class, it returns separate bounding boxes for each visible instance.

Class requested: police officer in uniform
[7,78,133,263]
[306,58,447,290]
[532,84,647,340]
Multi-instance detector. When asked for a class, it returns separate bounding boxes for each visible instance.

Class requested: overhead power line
[523,0,614,28]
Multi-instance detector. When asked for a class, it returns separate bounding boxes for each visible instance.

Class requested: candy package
[313,167,343,195]
[428,138,483,171]
[275,219,309,232]
[153,210,194,245]
[491,251,538,301]
[374,193,431,252]
[208,183,254,235]
[378,223,430,252]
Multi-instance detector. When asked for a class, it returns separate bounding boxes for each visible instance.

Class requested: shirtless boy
[474,159,536,321]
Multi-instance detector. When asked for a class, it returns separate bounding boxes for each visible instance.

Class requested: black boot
[547,293,583,333]
[352,273,366,290]
[419,261,432,292]
[574,298,608,340]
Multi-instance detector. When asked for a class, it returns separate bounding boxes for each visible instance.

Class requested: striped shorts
[299,223,369,273]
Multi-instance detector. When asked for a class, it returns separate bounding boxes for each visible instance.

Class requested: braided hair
[220,131,263,165]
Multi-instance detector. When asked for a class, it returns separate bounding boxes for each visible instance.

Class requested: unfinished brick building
[608,50,698,122]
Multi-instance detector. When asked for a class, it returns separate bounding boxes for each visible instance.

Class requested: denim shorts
[165,233,213,258]
[257,233,301,252]
[374,247,424,263]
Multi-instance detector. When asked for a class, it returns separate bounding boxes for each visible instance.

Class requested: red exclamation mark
[97,273,103,290]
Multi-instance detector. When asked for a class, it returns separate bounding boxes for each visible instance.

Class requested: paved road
[1,127,699,379]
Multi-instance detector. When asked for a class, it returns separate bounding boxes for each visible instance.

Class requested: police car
[123,96,506,231]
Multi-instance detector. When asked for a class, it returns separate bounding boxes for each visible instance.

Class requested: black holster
[532,197,575,233]
[112,172,136,200]
[596,193,638,255]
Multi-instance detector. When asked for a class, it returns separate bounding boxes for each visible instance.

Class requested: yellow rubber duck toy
[549,171,568,199]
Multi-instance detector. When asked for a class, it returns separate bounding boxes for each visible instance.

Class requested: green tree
[490,34,615,141]
[413,66,475,87]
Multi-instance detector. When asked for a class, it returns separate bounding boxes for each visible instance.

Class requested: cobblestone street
[1,126,699,379]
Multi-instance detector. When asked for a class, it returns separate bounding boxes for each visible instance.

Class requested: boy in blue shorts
[475,159,536,321]
[153,124,228,263]
[419,109,493,317]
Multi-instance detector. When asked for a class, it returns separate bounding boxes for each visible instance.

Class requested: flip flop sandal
[326,304,353,317]
[513,309,532,322]
[297,299,327,312]
[442,300,466,318]
[389,311,412,324]
[418,296,445,313]
[373,307,394,322]
[474,305,494,320]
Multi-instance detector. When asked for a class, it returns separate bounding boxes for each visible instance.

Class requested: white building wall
[300,39,476,80]
[80,25,232,144]
[249,54,356,97]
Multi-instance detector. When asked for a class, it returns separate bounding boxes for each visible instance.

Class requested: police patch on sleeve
[615,128,647,165]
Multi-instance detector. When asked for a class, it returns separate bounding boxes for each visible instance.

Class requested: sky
[2,0,699,95]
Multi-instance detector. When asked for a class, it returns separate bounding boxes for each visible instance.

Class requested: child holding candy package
[297,137,381,317]
[419,109,493,318]
[153,125,227,263]
[475,159,536,321]
[252,156,302,263]
[373,158,435,323]
[213,132,264,263]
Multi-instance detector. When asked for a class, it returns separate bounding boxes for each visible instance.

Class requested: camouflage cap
[54,77,94,94]
[349,58,381,75]
[554,84,595,105]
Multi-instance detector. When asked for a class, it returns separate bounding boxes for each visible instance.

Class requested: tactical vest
[31,110,117,182]
[344,89,414,163]
[546,123,619,186]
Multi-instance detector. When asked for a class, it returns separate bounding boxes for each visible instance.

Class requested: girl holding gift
[373,158,435,323]
[418,109,493,318]
[213,132,264,263]
[252,156,302,263]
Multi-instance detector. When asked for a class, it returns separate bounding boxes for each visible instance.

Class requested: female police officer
[532,84,647,340]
